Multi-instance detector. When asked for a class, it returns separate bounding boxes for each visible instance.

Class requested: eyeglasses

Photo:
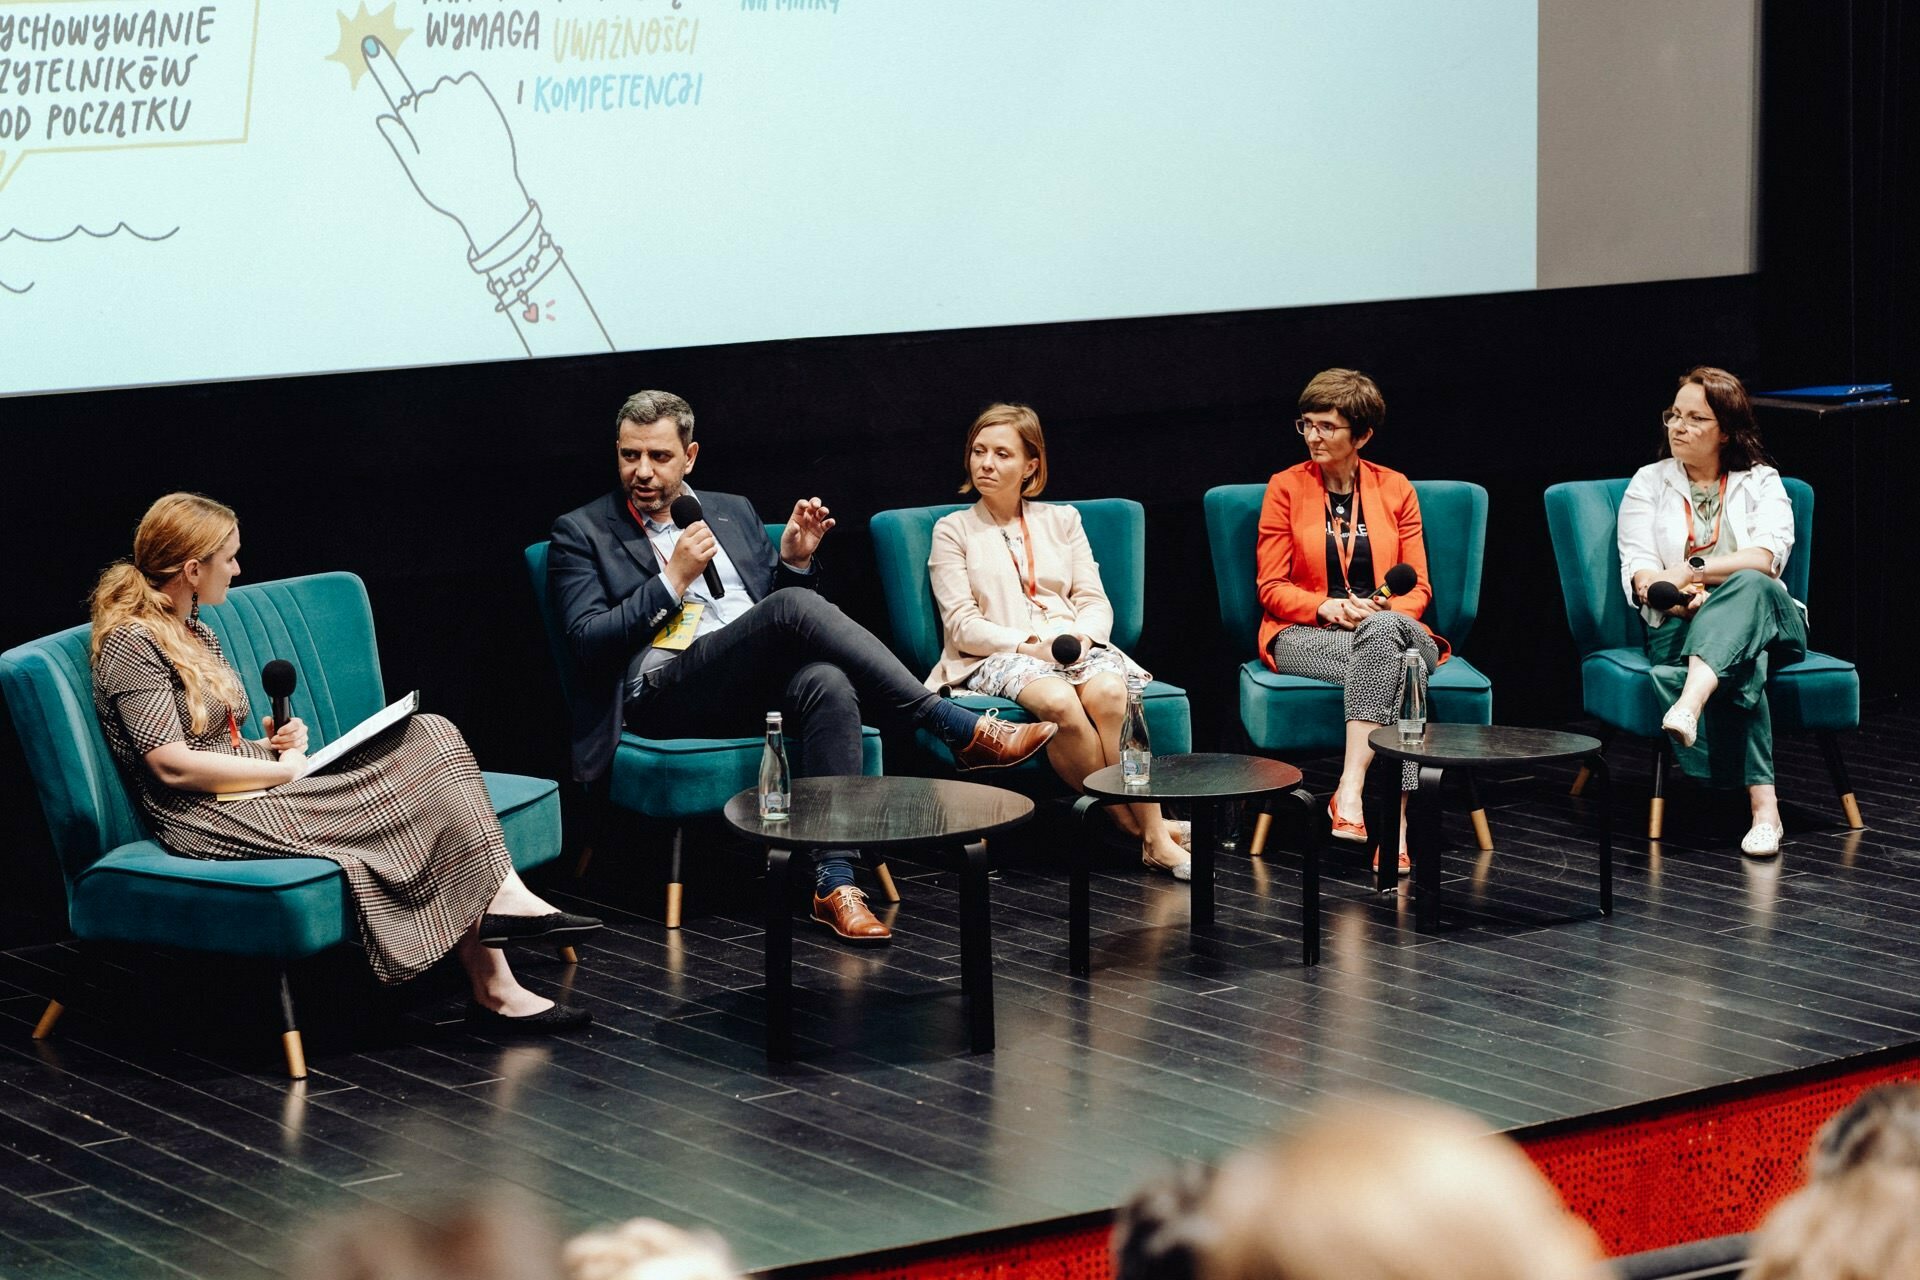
[1662,408,1717,431]
[1294,417,1349,437]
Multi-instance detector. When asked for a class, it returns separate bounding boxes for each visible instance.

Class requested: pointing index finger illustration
[363,37,417,112]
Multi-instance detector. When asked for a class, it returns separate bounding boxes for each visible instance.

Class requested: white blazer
[1616,459,1796,628]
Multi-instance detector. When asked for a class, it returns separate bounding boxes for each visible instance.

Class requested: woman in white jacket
[1617,367,1808,857]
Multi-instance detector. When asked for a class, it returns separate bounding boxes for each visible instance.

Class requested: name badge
[651,602,704,650]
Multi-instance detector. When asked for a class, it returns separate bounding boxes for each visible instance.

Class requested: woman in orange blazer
[1256,369,1450,874]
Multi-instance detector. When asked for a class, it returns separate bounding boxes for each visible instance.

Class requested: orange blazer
[1255,459,1451,669]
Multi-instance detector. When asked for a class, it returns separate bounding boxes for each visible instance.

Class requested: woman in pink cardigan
[925,403,1191,879]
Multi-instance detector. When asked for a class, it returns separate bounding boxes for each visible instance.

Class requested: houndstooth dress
[91,621,512,984]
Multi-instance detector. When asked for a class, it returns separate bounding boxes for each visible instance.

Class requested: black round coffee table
[1365,724,1610,933]
[723,776,1034,1060]
[1080,753,1321,967]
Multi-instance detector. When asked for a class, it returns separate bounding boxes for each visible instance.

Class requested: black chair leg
[958,840,995,1053]
[1412,766,1447,932]
[1649,740,1670,840]
[1284,787,1322,965]
[1068,796,1098,977]
[764,847,794,1061]
[1589,753,1613,916]
[665,827,686,929]
[1365,768,1398,894]
[276,968,307,1081]
[1819,732,1865,829]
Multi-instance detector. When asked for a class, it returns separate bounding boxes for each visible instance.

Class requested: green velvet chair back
[1544,477,1815,658]
[0,572,384,897]
[1203,481,1488,652]
[869,499,1146,671]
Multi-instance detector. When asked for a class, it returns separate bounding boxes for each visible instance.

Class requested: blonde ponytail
[89,494,246,734]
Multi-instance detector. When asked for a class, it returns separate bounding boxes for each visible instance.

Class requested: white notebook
[216,691,419,802]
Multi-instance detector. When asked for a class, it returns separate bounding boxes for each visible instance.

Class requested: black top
[723,776,1034,850]
[1081,753,1304,803]
[1323,487,1375,598]
[1366,724,1602,768]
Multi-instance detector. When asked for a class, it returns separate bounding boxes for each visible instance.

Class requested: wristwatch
[1687,555,1707,585]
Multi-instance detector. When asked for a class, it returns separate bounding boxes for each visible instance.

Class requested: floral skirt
[963,644,1141,701]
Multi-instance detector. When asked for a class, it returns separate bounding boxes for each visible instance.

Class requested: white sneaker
[1741,822,1783,858]
[1661,705,1699,749]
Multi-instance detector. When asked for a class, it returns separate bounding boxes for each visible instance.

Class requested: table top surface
[722,775,1034,848]
[1367,723,1602,767]
[1081,752,1304,803]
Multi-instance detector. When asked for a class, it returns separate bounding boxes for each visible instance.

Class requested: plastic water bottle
[1121,675,1152,789]
[1397,648,1427,746]
[758,711,791,821]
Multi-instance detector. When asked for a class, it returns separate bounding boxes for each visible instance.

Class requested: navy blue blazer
[548,489,818,782]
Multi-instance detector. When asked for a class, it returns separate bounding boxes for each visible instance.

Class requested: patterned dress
[91,620,512,984]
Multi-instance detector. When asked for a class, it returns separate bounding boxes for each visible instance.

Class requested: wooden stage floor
[4,711,1920,1278]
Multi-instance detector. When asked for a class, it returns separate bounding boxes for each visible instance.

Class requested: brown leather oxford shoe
[950,711,1057,771]
[812,886,892,943]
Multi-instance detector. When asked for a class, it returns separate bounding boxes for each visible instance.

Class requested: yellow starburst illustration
[326,3,413,89]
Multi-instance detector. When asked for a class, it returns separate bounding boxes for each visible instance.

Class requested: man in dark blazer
[549,390,1053,943]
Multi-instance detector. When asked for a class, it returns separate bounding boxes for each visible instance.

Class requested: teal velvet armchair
[1544,477,1862,837]
[524,537,888,928]
[1203,481,1495,854]
[0,572,565,1079]
[868,499,1192,771]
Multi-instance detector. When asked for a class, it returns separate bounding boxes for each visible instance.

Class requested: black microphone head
[1384,563,1418,596]
[1050,634,1083,665]
[1646,580,1687,611]
[261,659,298,699]
[668,494,704,529]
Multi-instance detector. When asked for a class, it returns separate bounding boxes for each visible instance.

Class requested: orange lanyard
[228,710,242,750]
[1001,507,1038,601]
[1684,474,1728,558]
[1327,492,1359,594]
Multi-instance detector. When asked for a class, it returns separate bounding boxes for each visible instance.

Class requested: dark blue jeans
[625,587,938,781]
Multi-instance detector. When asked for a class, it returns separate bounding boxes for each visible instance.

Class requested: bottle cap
[766,711,783,727]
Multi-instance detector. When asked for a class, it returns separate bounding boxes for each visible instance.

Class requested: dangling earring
[189,591,200,625]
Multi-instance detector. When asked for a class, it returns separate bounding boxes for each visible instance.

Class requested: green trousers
[1645,569,1808,788]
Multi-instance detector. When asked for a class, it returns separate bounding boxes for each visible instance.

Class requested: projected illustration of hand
[347,33,613,357]
[365,43,527,256]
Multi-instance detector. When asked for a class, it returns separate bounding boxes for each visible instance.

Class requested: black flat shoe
[477,910,602,948]
[464,1001,592,1034]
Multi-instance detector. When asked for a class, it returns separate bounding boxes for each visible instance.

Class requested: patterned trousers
[1268,611,1438,791]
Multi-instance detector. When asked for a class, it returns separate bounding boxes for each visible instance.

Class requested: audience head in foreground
[1111,1160,1216,1280]
[564,1216,740,1280]
[1198,1097,1600,1280]
[288,1187,562,1280]
[1746,1163,1920,1280]
[1810,1081,1920,1182]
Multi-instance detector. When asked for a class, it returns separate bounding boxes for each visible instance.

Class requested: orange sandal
[1328,799,1368,844]
[1371,847,1412,876]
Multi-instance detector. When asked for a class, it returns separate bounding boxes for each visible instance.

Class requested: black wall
[2,2,1910,947]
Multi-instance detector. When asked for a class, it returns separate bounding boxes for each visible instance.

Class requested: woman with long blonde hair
[89,494,598,1031]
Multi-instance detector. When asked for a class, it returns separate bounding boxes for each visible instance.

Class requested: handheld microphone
[1645,580,1689,612]
[668,494,725,598]
[261,660,297,754]
[1368,562,1418,603]
[1050,634,1083,666]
